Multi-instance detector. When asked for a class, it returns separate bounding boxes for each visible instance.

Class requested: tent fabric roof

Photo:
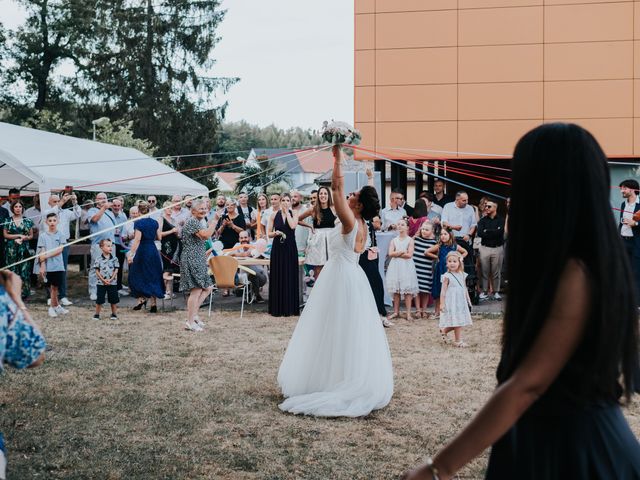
[0,122,208,196]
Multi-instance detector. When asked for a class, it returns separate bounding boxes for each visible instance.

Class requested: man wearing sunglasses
[476,199,505,301]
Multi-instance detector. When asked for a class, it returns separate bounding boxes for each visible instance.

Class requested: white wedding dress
[277,221,394,417]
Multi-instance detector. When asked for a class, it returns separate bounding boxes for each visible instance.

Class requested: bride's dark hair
[358,186,380,221]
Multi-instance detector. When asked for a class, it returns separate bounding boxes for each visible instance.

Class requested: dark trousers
[115,243,126,290]
[359,252,387,317]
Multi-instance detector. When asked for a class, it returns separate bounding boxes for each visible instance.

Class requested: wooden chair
[208,256,253,318]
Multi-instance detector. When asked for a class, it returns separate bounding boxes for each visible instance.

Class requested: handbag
[367,247,378,260]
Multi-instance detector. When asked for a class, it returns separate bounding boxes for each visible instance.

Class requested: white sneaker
[54,305,69,315]
[493,292,502,301]
[478,292,489,301]
[118,289,130,297]
[47,299,51,306]
[184,321,203,332]
[48,307,58,318]
[90,294,97,301]
[60,297,73,306]
[382,318,394,328]
[194,316,206,327]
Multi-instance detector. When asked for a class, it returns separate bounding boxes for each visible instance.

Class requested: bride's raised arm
[331,145,355,234]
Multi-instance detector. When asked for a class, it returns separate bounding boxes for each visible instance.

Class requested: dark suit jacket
[619,201,640,253]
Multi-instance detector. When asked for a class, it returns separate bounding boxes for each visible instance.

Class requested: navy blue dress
[268,211,299,317]
[128,218,165,299]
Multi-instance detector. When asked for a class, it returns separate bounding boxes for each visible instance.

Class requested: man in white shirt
[237,192,257,237]
[42,192,81,305]
[442,191,477,254]
[380,190,407,231]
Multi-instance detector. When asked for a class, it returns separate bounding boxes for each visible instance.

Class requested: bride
[277,145,394,417]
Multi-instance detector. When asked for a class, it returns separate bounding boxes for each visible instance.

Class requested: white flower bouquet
[322,120,361,145]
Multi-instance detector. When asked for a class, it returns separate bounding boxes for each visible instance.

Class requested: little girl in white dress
[386,219,419,320]
[439,251,473,347]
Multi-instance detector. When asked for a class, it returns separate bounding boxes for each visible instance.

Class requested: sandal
[405,313,414,321]
[416,310,424,319]
[440,329,450,344]
[453,341,469,348]
[387,312,399,320]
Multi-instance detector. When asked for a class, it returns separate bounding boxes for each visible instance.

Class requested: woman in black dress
[402,123,640,479]
[215,199,246,250]
[160,201,180,298]
[268,193,299,317]
[299,186,336,279]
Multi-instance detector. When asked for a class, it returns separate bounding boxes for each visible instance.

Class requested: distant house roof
[249,148,333,174]
[216,172,239,192]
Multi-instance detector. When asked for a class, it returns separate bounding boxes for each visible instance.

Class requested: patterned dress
[4,217,34,298]
[413,236,437,294]
[180,217,213,291]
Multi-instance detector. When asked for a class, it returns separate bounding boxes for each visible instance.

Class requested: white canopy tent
[0,122,209,199]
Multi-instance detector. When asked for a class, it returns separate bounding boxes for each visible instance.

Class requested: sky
[0,0,354,131]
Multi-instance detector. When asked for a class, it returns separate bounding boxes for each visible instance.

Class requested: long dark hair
[500,123,639,401]
[412,197,429,218]
[313,186,333,224]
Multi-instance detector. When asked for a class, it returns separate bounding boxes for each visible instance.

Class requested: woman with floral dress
[3,201,34,299]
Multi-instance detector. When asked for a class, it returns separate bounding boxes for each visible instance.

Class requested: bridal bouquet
[322,120,361,145]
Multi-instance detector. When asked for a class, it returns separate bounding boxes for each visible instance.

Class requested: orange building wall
[354,0,640,159]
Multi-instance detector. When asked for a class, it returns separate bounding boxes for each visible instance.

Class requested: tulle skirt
[277,256,394,417]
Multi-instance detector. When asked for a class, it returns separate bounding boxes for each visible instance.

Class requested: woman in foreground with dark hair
[277,145,394,417]
[402,123,640,479]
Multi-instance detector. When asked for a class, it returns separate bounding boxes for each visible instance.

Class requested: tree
[6,0,96,111]
[94,118,156,156]
[81,0,237,156]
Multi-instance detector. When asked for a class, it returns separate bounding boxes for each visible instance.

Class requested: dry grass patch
[1,307,639,479]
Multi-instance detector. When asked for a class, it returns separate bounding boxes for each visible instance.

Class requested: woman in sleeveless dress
[268,193,299,317]
[299,186,337,280]
[278,145,394,417]
[402,124,640,479]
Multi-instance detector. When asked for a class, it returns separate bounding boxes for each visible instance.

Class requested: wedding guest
[426,229,468,317]
[121,206,139,249]
[262,193,281,245]
[0,206,8,268]
[371,215,382,232]
[159,201,180,299]
[127,201,164,313]
[111,197,128,293]
[147,195,162,220]
[79,202,92,241]
[170,195,190,235]
[432,179,454,209]
[442,191,477,263]
[402,123,640,480]
[255,193,269,239]
[477,199,505,301]
[408,198,429,237]
[237,192,257,237]
[229,231,267,302]
[358,169,390,326]
[0,270,46,480]
[619,178,640,304]
[216,199,246,250]
[413,221,437,319]
[386,219,419,320]
[380,190,406,231]
[180,200,217,331]
[439,251,473,347]
[300,186,336,279]
[210,194,227,222]
[42,192,81,306]
[92,239,119,321]
[87,193,116,301]
[2,189,20,213]
[37,213,68,318]
[290,190,310,257]
[268,193,299,317]
[3,201,34,299]
[24,195,41,250]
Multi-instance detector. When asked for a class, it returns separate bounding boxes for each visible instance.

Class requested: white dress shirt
[42,204,82,242]
[381,206,406,231]
[441,202,477,238]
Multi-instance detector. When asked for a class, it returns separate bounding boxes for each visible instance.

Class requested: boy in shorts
[93,238,119,320]
[37,213,68,318]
